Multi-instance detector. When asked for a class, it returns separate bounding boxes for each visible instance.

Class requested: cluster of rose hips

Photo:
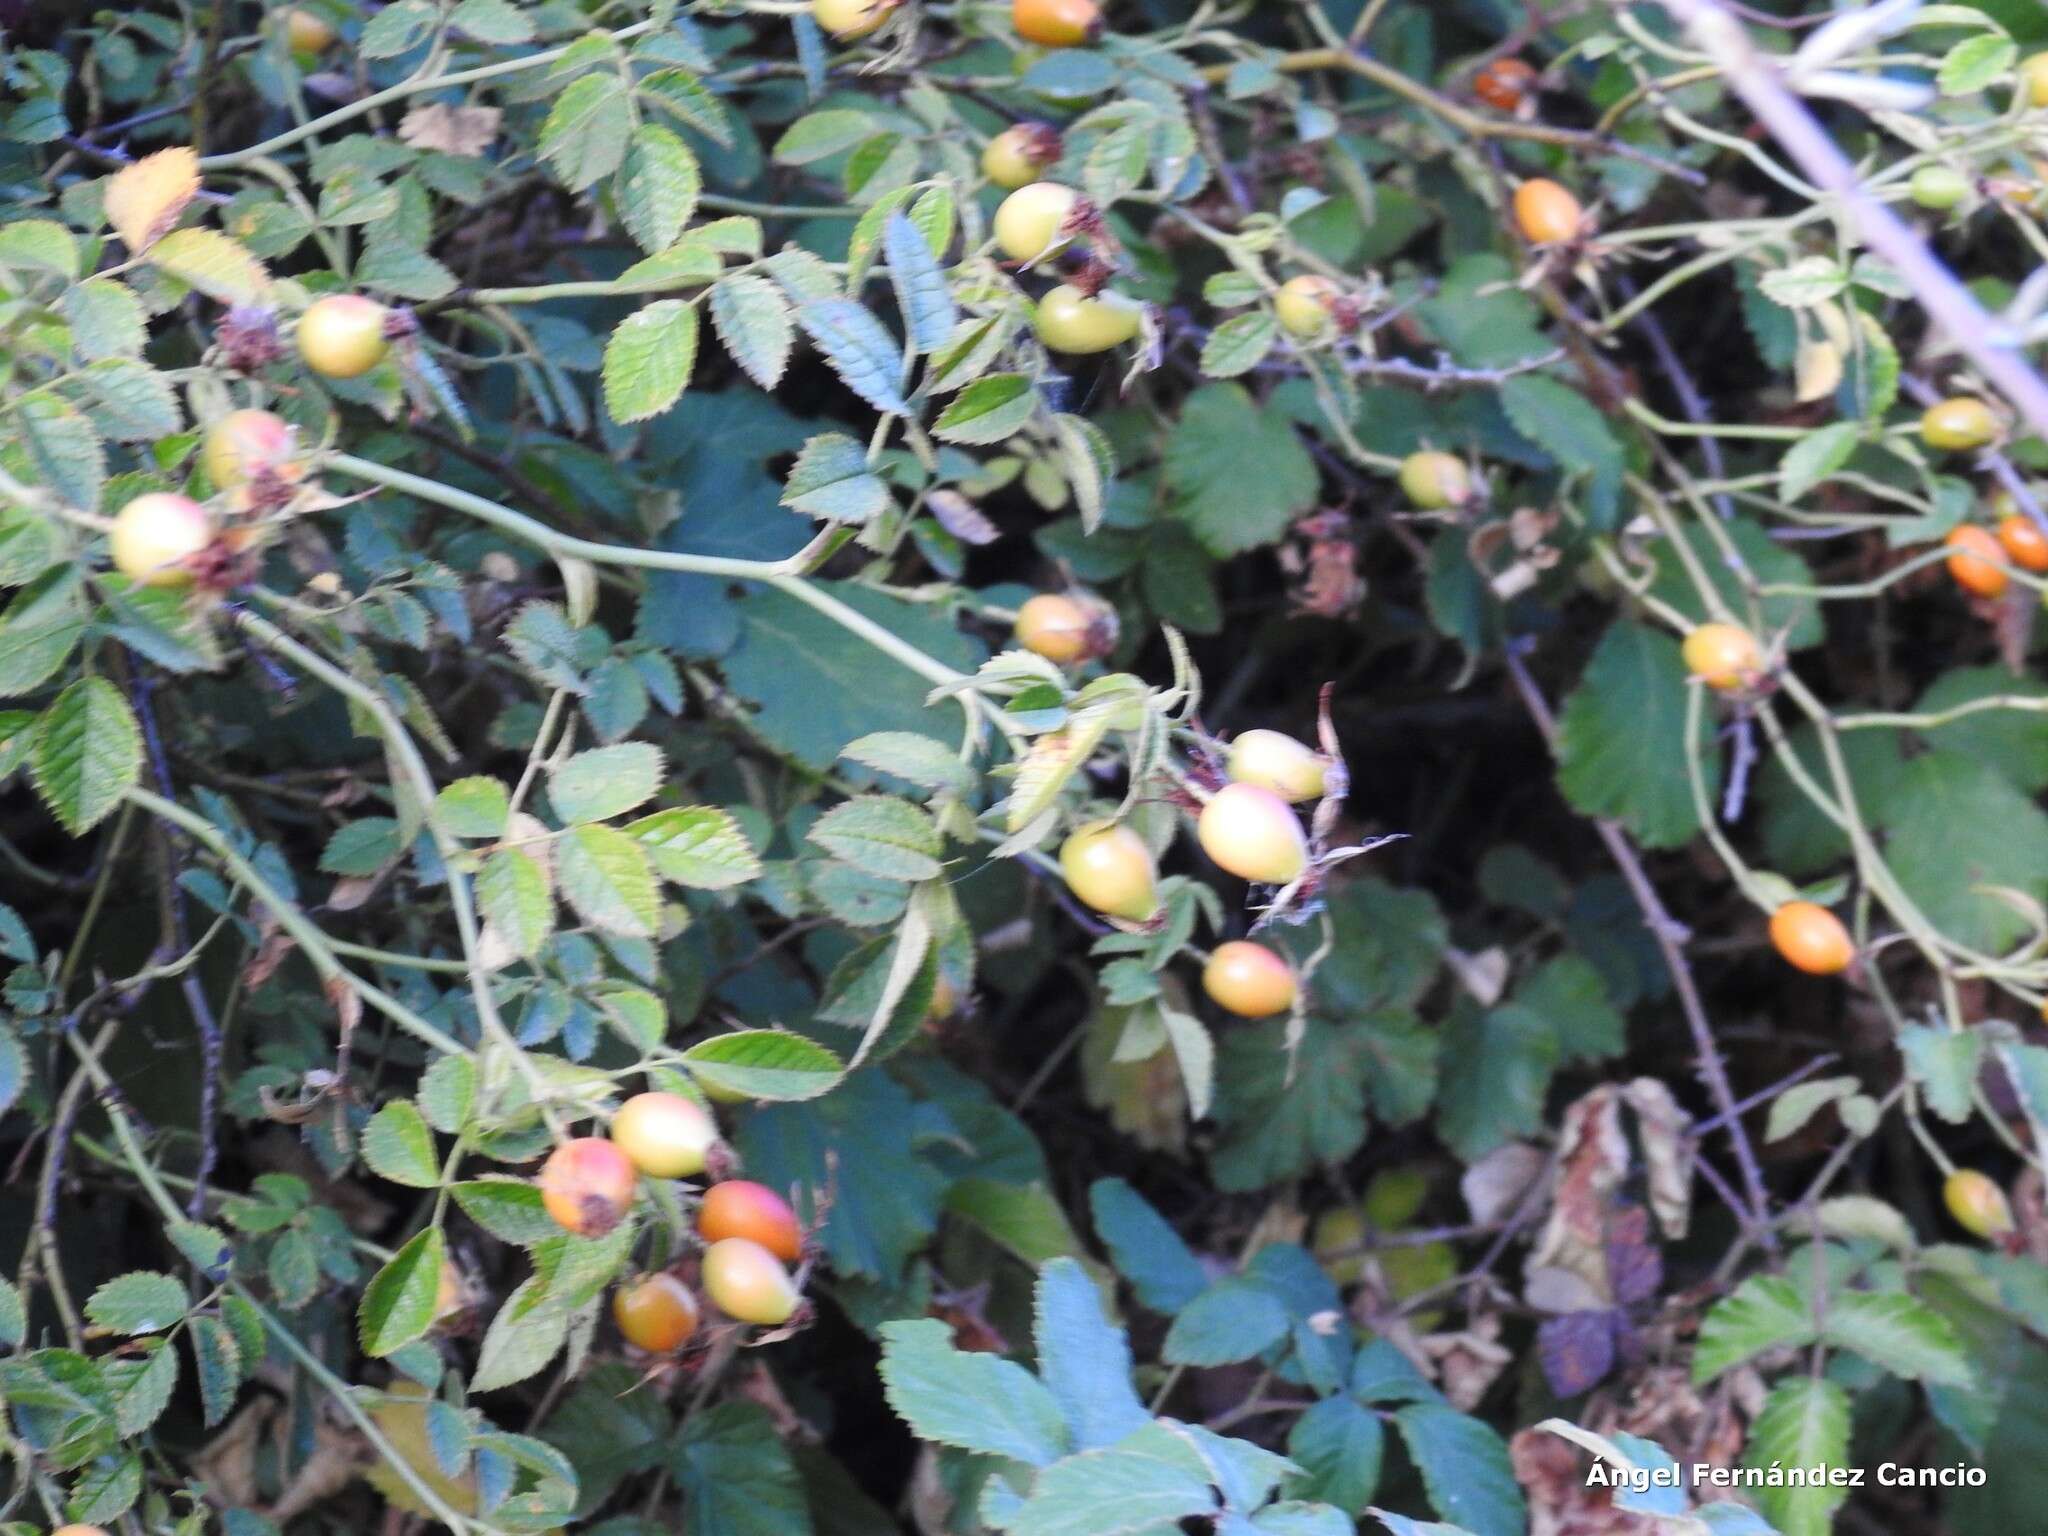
[106,293,395,591]
[811,0,1100,47]
[1908,395,2048,602]
[536,1092,809,1349]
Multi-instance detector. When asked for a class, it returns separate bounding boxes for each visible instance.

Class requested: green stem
[197,21,656,170]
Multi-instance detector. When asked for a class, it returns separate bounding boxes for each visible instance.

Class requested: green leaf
[73,358,180,441]
[617,123,700,253]
[451,1179,563,1244]
[626,805,762,888]
[1555,622,1718,849]
[477,848,554,958]
[878,1318,1070,1466]
[61,279,146,360]
[320,816,402,876]
[773,109,876,164]
[721,580,986,771]
[1743,1377,1848,1536]
[681,1030,843,1101]
[85,1271,186,1335]
[1200,312,1277,378]
[1033,1258,1149,1450]
[67,1450,141,1525]
[556,823,659,936]
[361,0,435,54]
[1915,666,2048,792]
[1163,1279,1292,1366]
[1645,518,1824,652]
[539,75,632,191]
[107,1342,176,1436]
[33,677,140,833]
[781,432,890,523]
[1435,998,1561,1162]
[1290,1396,1384,1516]
[807,795,943,880]
[1881,751,2048,952]
[670,1401,812,1536]
[451,0,536,41]
[146,228,269,306]
[640,68,736,146]
[839,730,977,795]
[933,373,1036,444]
[1004,1422,1218,1536]
[361,1100,441,1188]
[1210,1016,1375,1191]
[17,391,104,514]
[603,300,699,423]
[418,1054,477,1134]
[884,211,955,354]
[1089,1177,1207,1314]
[1693,1274,1814,1382]
[1939,32,2018,94]
[798,299,909,415]
[1899,1024,1983,1124]
[435,775,510,838]
[1823,1291,1972,1385]
[737,1070,944,1279]
[1165,384,1317,555]
[0,1276,23,1346]
[358,1226,447,1358]
[1392,1405,1525,1536]
[709,273,794,391]
[472,1275,570,1391]
[549,742,662,824]
[189,1315,241,1427]
[1778,421,1860,503]
[1499,374,1625,528]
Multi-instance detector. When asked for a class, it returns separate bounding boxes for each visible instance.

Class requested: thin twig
[1505,643,1778,1253]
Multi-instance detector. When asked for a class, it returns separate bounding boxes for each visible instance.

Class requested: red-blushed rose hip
[201,408,297,489]
[812,0,900,39]
[1197,782,1309,886]
[297,294,391,379]
[538,1136,638,1235]
[53,1526,111,1536]
[1768,901,1854,976]
[1273,275,1339,339]
[1226,729,1328,803]
[282,8,336,51]
[701,1237,801,1326]
[1059,821,1160,921]
[1945,524,2009,598]
[697,1179,804,1263]
[613,1271,702,1352]
[1997,510,2048,572]
[993,182,1079,264]
[1473,57,1538,111]
[1681,622,1763,692]
[1943,1169,2016,1239]
[982,124,1061,189]
[110,493,214,588]
[1015,591,1116,663]
[1013,0,1102,47]
[1398,451,1471,510]
[1514,178,1583,244]
[610,1090,719,1179]
[1202,941,1297,1018]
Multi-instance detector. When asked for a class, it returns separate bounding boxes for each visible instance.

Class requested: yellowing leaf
[104,146,200,254]
[147,228,270,306]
